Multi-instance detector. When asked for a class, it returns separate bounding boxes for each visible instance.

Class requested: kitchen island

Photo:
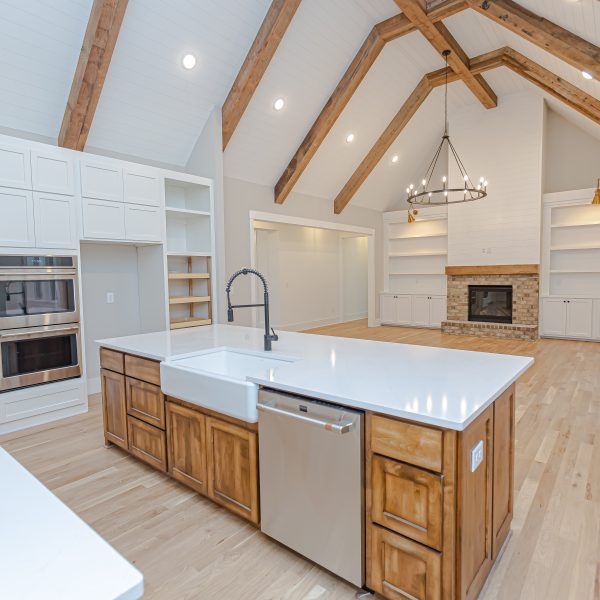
[98,324,532,600]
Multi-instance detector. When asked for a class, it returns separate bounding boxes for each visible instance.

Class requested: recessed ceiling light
[345,133,355,143]
[182,54,196,70]
[582,70,593,80]
[391,155,399,163]
[273,98,285,111]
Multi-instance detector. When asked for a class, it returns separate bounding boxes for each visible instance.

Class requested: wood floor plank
[1,319,599,599]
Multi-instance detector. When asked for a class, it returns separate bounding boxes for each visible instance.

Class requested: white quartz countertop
[98,324,533,430]
[0,448,143,600]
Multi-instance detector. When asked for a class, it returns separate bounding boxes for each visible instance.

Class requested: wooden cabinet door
[128,416,167,472]
[101,368,128,450]
[30,149,75,195]
[565,299,593,339]
[0,188,35,247]
[412,295,430,327]
[458,405,494,600]
[33,192,77,249]
[206,417,259,524]
[126,377,165,429]
[541,297,567,337]
[124,204,162,242]
[166,402,208,495]
[492,385,514,559]
[371,455,442,550]
[369,523,441,600]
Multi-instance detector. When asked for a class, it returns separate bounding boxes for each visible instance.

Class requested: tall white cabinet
[541,189,600,341]
[380,208,448,328]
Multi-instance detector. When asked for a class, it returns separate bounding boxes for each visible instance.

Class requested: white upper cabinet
[33,192,77,249]
[30,149,75,195]
[124,205,162,242]
[80,160,123,202]
[0,188,35,247]
[0,143,31,190]
[82,198,126,240]
[124,168,161,206]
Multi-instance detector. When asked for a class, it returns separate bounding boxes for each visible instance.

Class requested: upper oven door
[0,271,80,329]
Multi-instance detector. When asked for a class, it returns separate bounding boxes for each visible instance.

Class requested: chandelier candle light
[406,50,488,208]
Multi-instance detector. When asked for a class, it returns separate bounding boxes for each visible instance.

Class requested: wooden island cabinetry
[367,385,515,600]
[99,347,259,525]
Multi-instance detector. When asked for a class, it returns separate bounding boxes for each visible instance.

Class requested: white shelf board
[550,245,600,251]
[389,251,448,257]
[389,272,446,276]
[167,251,212,257]
[550,221,600,229]
[389,232,448,240]
[550,270,600,274]
[166,207,211,217]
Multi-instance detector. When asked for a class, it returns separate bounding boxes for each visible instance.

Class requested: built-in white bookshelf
[163,173,215,329]
[384,208,448,296]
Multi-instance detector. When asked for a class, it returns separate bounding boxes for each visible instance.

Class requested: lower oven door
[0,324,82,392]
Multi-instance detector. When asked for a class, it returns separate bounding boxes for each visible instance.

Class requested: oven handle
[0,325,80,341]
[0,272,77,280]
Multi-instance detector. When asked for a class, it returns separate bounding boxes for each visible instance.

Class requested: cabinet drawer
[369,524,441,600]
[100,348,124,374]
[127,416,167,472]
[371,455,442,550]
[126,377,165,429]
[124,354,160,386]
[371,414,443,473]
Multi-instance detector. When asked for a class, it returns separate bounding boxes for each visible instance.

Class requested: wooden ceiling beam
[274,0,468,205]
[222,0,301,150]
[502,48,600,125]
[466,0,600,81]
[333,48,503,214]
[59,0,128,151]
[394,0,497,109]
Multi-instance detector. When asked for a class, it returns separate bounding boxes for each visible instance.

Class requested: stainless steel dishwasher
[257,388,364,588]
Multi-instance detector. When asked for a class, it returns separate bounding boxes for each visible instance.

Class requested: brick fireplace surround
[442,265,540,341]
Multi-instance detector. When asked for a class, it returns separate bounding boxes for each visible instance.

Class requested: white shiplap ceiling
[0,0,93,140]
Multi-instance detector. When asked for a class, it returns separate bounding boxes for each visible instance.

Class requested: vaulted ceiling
[1,0,599,212]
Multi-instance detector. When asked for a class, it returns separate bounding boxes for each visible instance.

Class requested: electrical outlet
[106,292,115,304]
[471,440,484,472]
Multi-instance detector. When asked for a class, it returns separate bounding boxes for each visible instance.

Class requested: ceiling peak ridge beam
[58,0,128,151]
[466,0,600,81]
[394,0,498,109]
[273,1,468,205]
[501,48,600,125]
[222,0,302,150]
[333,47,504,214]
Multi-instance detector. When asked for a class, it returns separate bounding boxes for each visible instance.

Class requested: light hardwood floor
[1,320,599,600]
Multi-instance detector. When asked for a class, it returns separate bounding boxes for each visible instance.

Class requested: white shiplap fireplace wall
[447,92,544,266]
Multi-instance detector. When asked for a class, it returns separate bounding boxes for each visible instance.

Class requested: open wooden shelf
[168,272,210,280]
[169,295,211,305]
[170,317,212,329]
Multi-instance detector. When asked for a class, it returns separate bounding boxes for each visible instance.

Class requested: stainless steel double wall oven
[0,255,82,392]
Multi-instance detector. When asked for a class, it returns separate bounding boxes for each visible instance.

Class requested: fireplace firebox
[468,285,513,324]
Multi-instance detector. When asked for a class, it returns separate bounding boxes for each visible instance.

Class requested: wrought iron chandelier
[406,50,488,208]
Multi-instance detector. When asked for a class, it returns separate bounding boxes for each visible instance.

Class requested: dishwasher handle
[257,402,355,434]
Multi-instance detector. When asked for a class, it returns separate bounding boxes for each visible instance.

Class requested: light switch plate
[471,440,484,472]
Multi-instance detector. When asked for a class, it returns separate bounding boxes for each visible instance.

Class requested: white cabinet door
[80,160,123,202]
[541,298,567,337]
[396,295,412,325]
[380,295,397,324]
[430,295,447,328]
[593,300,600,341]
[33,192,77,249]
[125,204,162,242]
[124,168,161,206]
[412,295,430,327]
[565,299,593,339]
[82,198,125,240]
[0,188,35,247]
[0,143,31,189]
[31,149,74,195]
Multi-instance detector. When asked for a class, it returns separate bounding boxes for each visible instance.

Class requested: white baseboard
[341,311,368,322]
[280,316,342,332]
[87,377,101,395]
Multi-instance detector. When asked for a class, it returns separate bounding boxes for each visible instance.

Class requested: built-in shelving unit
[164,174,215,330]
